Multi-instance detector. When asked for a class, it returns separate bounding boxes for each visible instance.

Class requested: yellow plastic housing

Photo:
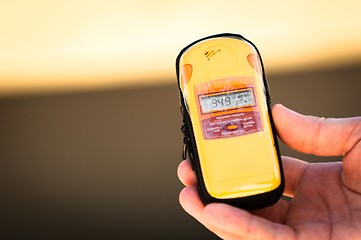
[179,37,281,199]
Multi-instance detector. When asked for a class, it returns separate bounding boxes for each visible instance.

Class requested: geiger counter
[176,33,284,209]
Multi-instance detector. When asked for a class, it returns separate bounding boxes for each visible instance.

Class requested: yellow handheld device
[176,33,284,209]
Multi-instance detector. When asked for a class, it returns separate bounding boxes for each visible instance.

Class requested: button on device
[224,123,239,131]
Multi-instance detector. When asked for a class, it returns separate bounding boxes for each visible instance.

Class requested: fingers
[203,203,296,240]
[180,186,296,239]
[272,104,361,157]
[177,159,196,186]
[179,185,241,239]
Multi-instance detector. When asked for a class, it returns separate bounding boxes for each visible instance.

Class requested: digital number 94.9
[212,96,231,108]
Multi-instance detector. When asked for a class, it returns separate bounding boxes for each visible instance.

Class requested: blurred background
[0,1,360,239]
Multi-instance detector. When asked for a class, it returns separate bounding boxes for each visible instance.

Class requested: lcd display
[199,88,255,114]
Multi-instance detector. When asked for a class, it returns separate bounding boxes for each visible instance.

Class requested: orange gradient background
[1,0,361,96]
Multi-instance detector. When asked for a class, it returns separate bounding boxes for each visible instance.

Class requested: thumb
[271,104,361,157]
[272,104,361,192]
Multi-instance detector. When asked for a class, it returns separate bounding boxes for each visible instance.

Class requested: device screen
[199,88,255,114]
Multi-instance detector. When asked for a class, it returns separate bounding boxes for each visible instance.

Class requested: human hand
[177,104,361,240]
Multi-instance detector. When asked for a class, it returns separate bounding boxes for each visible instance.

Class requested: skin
[177,104,361,240]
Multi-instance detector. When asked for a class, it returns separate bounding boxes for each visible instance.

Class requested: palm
[255,161,361,239]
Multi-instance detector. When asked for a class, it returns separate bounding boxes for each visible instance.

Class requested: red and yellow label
[194,77,262,139]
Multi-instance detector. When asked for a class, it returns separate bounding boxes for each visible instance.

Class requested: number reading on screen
[200,88,255,114]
